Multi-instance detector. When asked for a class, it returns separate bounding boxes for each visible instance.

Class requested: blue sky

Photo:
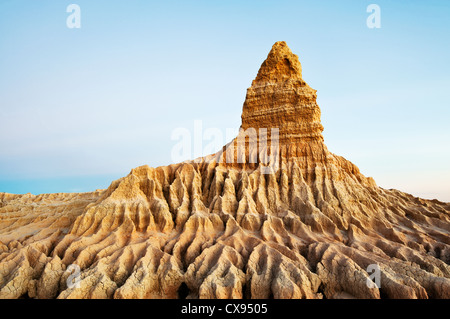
[0,0,449,201]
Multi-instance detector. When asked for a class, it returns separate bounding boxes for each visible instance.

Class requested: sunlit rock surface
[1,42,449,299]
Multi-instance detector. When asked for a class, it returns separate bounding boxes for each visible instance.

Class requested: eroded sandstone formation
[0,42,449,299]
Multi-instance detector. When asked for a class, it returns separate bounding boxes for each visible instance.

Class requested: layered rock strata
[0,42,449,299]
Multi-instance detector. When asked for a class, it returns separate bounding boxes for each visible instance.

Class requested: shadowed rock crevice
[0,41,449,299]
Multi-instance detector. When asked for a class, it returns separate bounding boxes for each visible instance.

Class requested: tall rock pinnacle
[241,41,324,144]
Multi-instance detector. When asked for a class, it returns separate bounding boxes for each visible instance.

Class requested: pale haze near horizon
[0,0,449,202]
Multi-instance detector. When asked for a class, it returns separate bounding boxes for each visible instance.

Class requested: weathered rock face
[0,42,449,299]
[241,41,324,144]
